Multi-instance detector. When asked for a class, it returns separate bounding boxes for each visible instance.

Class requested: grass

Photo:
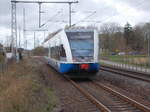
[102,55,146,61]
[100,54,150,68]
[0,58,58,112]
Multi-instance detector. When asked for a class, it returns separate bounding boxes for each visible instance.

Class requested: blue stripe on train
[59,63,100,73]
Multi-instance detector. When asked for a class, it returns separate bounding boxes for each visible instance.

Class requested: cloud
[1,0,150,29]
[113,0,150,12]
[0,0,150,48]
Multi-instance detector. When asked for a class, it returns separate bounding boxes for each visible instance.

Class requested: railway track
[100,65,150,83]
[66,77,150,112]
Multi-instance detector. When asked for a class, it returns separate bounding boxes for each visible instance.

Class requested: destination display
[66,32,94,39]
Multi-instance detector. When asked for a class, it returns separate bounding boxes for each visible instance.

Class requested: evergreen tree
[124,22,135,50]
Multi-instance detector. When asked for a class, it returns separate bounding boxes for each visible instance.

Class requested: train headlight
[80,64,89,70]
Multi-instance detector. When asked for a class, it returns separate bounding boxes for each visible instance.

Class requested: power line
[11,0,79,57]
[11,0,78,28]
[93,0,146,25]
[40,10,63,28]
[72,0,146,26]
[72,11,96,26]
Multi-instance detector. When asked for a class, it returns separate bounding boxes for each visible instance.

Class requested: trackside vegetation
[0,58,58,112]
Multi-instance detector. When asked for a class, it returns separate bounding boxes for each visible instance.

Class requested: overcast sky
[0,0,150,48]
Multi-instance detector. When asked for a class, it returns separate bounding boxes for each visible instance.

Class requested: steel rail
[100,66,150,83]
[65,77,111,112]
[93,82,150,112]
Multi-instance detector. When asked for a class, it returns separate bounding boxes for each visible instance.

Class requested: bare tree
[100,22,124,53]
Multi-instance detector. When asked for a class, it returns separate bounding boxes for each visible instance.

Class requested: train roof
[43,28,96,44]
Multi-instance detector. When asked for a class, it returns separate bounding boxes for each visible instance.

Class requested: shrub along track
[0,58,57,112]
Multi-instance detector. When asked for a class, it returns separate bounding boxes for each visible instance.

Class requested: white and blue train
[43,28,99,77]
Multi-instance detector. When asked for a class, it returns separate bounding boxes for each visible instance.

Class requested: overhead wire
[31,0,147,30]
[72,11,96,26]
[92,0,146,25]
[71,0,146,27]
[41,11,62,27]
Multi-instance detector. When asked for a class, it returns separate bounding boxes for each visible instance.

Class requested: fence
[100,55,150,74]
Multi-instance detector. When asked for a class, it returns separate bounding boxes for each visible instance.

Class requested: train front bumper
[59,63,99,73]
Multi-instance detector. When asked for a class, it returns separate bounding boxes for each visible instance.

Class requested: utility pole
[48,42,50,57]
[11,0,78,57]
[11,0,78,28]
[69,3,71,27]
[34,32,36,49]
[148,33,150,66]
[26,38,28,49]
[44,31,46,40]
[23,8,26,49]
[18,26,21,48]
[39,3,42,28]
[11,0,17,58]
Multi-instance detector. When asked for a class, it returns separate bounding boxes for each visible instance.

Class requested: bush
[32,47,48,56]
[0,58,57,112]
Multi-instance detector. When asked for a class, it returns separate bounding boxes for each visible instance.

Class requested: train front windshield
[66,31,94,62]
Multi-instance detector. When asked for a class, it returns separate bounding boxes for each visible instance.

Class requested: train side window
[60,45,66,61]
[50,45,66,61]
